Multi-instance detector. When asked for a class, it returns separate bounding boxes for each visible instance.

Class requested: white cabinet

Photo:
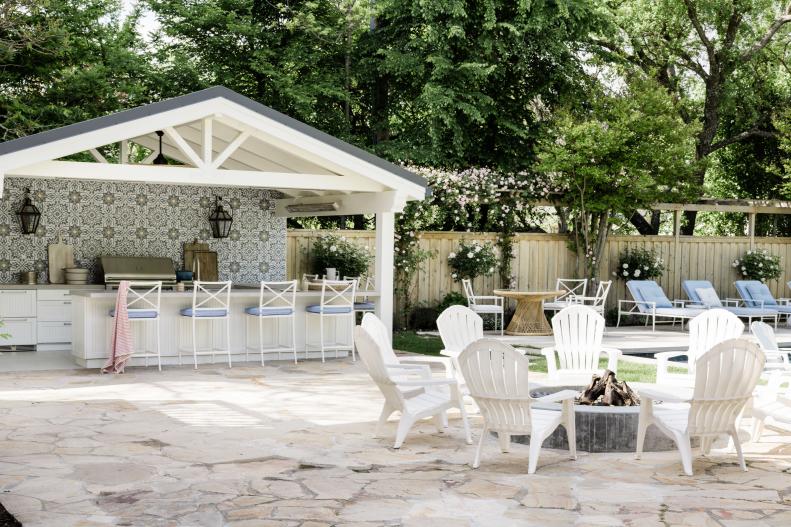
[2,318,36,346]
[36,289,72,351]
[0,290,37,318]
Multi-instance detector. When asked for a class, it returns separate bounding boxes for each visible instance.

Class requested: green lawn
[392,331,685,383]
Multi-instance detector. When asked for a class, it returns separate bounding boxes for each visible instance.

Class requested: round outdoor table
[494,289,563,336]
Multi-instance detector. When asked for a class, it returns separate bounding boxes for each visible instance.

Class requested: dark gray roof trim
[0,86,427,189]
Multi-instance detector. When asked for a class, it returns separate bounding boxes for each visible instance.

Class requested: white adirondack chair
[437,305,484,387]
[540,305,622,384]
[353,324,472,448]
[749,321,791,441]
[656,309,744,386]
[636,338,765,476]
[458,338,578,473]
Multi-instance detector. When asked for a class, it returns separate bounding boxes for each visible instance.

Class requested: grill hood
[101,256,177,285]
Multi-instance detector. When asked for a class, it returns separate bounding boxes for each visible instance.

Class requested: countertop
[70,288,380,299]
[0,283,106,290]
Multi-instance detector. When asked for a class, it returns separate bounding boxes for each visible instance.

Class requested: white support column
[120,140,129,164]
[202,117,213,165]
[374,212,395,338]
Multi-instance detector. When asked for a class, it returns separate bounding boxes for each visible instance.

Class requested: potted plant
[310,234,372,279]
[732,249,781,283]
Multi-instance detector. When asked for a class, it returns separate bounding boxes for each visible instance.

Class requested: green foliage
[394,202,436,329]
[436,291,467,314]
[408,306,439,331]
[448,240,498,281]
[732,249,782,282]
[309,234,372,278]
[614,248,664,281]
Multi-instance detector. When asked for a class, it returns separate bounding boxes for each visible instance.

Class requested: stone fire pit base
[507,385,697,453]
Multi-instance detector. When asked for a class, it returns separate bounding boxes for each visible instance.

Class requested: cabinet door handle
[63,301,72,305]
[63,322,72,326]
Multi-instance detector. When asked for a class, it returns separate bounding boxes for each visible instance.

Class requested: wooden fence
[287,230,791,313]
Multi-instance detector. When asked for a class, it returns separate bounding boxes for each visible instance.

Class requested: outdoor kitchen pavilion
[0,86,428,334]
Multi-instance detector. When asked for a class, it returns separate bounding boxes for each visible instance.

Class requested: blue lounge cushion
[180,307,228,317]
[354,302,376,311]
[109,309,158,319]
[745,283,777,306]
[306,305,352,314]
[682,280,713,303]
[635,281,673,308]
[245,306,293,316]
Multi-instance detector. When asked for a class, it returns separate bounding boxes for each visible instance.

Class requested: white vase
[326,268,337,280]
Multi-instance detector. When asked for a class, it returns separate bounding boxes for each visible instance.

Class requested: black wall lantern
[152,130,167,165]
[208,196,233,239]
[17,188,41,235]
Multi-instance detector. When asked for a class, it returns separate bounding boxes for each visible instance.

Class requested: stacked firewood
[578,369,640,406]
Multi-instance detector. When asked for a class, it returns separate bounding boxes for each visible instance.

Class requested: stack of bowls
[64,267,90,285]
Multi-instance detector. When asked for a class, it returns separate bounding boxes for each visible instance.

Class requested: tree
[592,0,791,234]
[535,78,700,279]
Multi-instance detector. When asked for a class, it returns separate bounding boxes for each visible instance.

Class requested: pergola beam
[164,126,204,168]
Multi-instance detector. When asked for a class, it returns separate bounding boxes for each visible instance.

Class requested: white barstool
[178,280,232,369]
[345,276,376,314]
[244,280,298,365]
[109,281,162,370]
[305,279,356,362]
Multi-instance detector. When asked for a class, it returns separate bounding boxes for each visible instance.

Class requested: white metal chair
[636,338,765,475]
[573,280,612,316]
[541,305,621,384]
[656,309,744,386]
[305,279,356,362]
[353,324,471,448]
[109,281,162,371]
[345,275,376,314]
[461,279,503,335]
[179,280,232,369]
[244,280,297,365]
[458,338,578,473]
[544,278,588,313]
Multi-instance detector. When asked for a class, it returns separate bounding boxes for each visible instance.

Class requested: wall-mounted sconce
[285,202,339,213]
[208,196,233,238]
[17,188,41,235]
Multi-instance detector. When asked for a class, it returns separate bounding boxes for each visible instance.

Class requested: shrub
[448,240,498,281]
[310,234,372,278]
[614,248,664,281]
[732,249,781,282]
[408,306,439,330]
[436,291,467,314]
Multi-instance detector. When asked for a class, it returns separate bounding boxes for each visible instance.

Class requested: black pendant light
[17,188,41,235]
[208,196,233,239]
[152,130,167,165]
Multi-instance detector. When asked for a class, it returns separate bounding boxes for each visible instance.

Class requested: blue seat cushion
[636,282,673,308]
[354,302,376,311]
[306,305,352,314]
[179,307,228,317]
[746,283,777,306]
[109,309,158,319]
[245,306,293,316]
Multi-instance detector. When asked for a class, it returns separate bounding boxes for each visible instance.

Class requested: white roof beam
[164,126,204,168]
[212,131,251,169]
[89,148,108,163]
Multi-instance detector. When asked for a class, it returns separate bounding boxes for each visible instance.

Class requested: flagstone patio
[0,360,789,527]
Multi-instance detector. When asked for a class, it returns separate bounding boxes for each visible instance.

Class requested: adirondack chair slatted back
[361,313,398,365]
[353,325,405,408]
[126,281,162,314]
[555,278,587,302]
[687,310,744,374]
[551,305,605,372]
[458,339,533,432]
[688,339,764,436]
[437,305,484,354]
[750,321,790,368]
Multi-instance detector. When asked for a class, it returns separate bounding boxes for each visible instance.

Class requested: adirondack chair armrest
[398,356,452,376]
[540,347,558,377]
[394,378,459,387]
[655,351,687,375]
[533,389,578,404]
[600,347,622,372]
[637,386,691,404]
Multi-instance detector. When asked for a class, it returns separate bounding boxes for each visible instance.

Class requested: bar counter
[70,287,379,368]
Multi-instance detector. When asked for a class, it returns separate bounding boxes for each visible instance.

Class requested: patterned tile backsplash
[0,177,286,284]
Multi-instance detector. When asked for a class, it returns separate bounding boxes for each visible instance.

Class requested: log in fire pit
[578,370,640,407]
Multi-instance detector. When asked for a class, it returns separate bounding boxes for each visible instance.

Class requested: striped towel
[102,280,134,374]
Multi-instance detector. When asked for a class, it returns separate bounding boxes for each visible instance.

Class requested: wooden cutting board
[184,240,218,282]
[48,236,75,284]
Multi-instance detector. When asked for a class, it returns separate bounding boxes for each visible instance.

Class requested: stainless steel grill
[101,256,177,287]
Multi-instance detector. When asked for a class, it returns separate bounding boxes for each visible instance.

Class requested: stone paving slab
[0,361,789,526]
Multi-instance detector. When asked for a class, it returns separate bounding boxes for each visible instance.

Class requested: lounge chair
[735,280,791,324]
[619,280,705,331]
[682,280,778,328]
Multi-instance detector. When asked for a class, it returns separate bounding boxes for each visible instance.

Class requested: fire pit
[511,372,694,453]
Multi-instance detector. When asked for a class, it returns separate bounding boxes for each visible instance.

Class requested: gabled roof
[0,86,426,201]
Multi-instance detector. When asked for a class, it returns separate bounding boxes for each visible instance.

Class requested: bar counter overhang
[71,287,380,368]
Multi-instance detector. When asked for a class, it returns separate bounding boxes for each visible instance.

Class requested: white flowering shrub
[310,234,372,278]
[448,240,498,281]
[732,249,781,282]
[614,247,664,281]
